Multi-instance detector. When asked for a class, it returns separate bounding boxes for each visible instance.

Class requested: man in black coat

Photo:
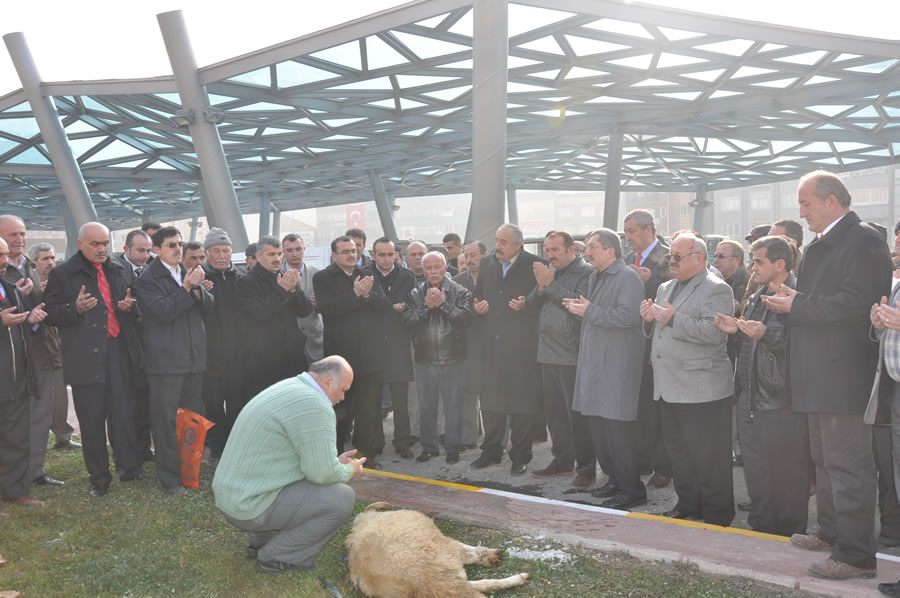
[453,240,487,449]
[471,223,545,475]
[623,209,672,489]
[137,226,214,495]
[201,228,247,457]
[0,235,48,508]
[369,237,416,458]
[765,171,892,580]
[44,222,147,497]
[116,229,153,462]
[313,235,392,469]
[237,236,313,402]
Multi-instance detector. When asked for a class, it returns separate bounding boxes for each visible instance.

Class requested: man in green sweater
[213,355,365,573]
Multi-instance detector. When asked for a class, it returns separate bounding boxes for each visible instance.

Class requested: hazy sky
[1,0,896,97]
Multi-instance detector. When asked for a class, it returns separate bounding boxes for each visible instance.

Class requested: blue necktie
[502,261,511,278]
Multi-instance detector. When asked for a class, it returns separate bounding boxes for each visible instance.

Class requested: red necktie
[93,263,120,338]
[635,254,642,268]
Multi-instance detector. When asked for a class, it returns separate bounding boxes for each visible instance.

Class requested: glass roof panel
[82,139,144,164]
[807,105,854,117]
[228,67,272,87]
[731,66,777,79]
[145,161,177,170]
[800,142,833,153]
[322,117,367,127]
[65,120,100,134]
[390,31,469,59]
[681,69,725,82]
[0,138,19,154]
[311,40,362,70]
[848,105,879,118]
[437,58,474,69]
[566,67,609,79]
[6,146,49,165]
[752,78,798,88]
[154,93,181,105]
[657,53,709,68]
[415,13,449,28]
[395,75,460,88]
[564,35,629,56]
[845,60,899,74]
[607,54,654,70]
[507,4,576,37]
[68,137,106,157]
[276,60,340,87]
[805,76,840,85]
[330,77,394,91]
[774,51,828,65]
[208,93,238,105]
[108,159,148,169]
[1,117,41,138]
[422,85,472,101]
[448,9,473,37]
[584,18,653,39]
[365,36,409,70]
[230,102,296,112]
[517,36,565,56]
[655,91,703,101]
[709,90,743,98]
[759,43,788,52]
[695,39,755,56]
[657,26,704,41]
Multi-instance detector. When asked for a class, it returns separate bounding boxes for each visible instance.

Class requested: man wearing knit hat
[201,228,248,456]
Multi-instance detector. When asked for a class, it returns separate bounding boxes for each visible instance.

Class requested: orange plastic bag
[175,408,215,489]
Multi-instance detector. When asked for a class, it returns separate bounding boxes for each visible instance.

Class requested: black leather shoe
[416,451,439,463]
[246,545,259,559]
[362,458,383,470]
[397,448,414,459]
[445,452,460,464]
[256,558,313,574]
[879,580,900,597]
[600,492,648,510]
[510,462,527,476]
[590,481,621,499]
[142,450,155,463]
[657,508,700,520]
[122,470,156,482]
[90,484,108,497]
[53,439,81,450]
[532,462,573,477]
[32,474,64,486]
[471,455,501,469]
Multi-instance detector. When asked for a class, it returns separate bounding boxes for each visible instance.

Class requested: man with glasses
[640,233,736,526]
[313,236,391,469]
[137,226,214,495]
[713,240,750,315]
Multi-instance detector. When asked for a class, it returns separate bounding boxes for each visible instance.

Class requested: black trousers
[542,363,594,474]
[737,390,810,537]
[481,410,533,465]
[588,415,645,499]
[660,396,734,527]
[874,424,900,540]
[387,382,412,452]
[134,373,152,459]
[808,412,877,569]
[636,358,671,476]
[340,372,382,456]
[71,337,142,488]
[0,395,29,501]
[203,365,246,457]
[147,372,203,491]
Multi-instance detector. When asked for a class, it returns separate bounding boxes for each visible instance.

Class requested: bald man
[44,222,150,497]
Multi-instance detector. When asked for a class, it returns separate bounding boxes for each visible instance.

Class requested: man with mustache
[44,222,148,496]
[137,226,215,495]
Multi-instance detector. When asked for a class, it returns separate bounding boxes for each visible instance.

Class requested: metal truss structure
[1,0,899,232]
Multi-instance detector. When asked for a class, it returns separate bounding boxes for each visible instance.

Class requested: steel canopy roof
[1,0,899,229]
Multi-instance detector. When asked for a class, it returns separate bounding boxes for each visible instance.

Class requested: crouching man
[212,356,365,574]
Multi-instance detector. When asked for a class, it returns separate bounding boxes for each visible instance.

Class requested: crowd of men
[4,168,900,585]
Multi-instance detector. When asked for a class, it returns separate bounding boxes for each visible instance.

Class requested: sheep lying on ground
[346,502,530,598]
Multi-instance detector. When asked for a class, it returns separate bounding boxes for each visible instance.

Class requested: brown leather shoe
[571,471,596,489]
[5,496,46,507]
[532,462,573,477]
[647,473,671,488]
[790,533,833,551]
[808,557,876,580]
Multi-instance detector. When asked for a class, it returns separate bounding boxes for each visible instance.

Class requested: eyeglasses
[336,249,357,256]
[665,251,702,263]
[163,241,184,249]
[713,253,737,260]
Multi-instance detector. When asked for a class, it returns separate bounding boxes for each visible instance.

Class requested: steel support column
[157,10,248,249]
[272,207,281,239]
[189,216,199,242]
[467,0,508,246]
[506,186,518,224]
[889,166,896,238]
[258,193,271,238]
[603,133,623,230]
[369,171,398,241]
[4,33,98,227]
[58,196,79,258]
[692,184,709,233]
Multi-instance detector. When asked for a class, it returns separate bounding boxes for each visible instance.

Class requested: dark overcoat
[473,250,545,414]
[0,278,33,401]
[312,262,392,376]
[368,265,415,382]
[237,263,313,396]
[43,251,141,386]
[452,270,482,393]
[788,211,891,414]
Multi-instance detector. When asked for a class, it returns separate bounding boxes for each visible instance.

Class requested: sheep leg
[468,572,531,592]
[457,542,504,567]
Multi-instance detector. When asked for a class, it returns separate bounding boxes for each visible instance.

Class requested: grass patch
[1,448,818,597]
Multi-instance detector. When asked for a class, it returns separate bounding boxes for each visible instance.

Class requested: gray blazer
[572,259,646,421]
[283,262,324,362]
[645,270,734,404]
[864,282,900,425]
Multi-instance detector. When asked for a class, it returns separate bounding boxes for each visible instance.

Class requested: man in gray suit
[282,233,323,363]
[567,229,646,509]
[641,233,735,526]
